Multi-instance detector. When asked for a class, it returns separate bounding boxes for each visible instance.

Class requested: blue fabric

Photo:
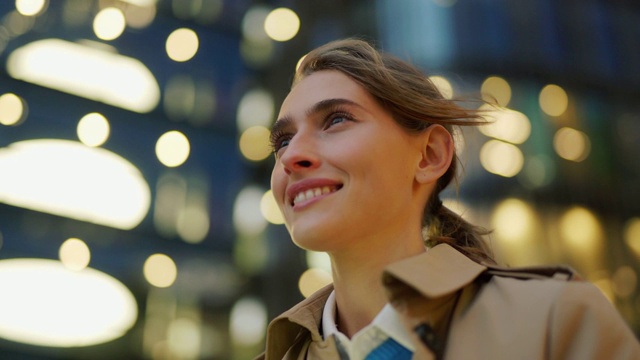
[364,337,412,360]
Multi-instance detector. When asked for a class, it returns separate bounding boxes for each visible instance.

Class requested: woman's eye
[325,113,351,129]
[270,132,292,155]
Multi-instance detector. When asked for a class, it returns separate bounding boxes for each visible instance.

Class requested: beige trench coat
[257,244,640,359]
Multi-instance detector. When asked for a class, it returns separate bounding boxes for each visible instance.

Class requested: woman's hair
[293,38,495,265]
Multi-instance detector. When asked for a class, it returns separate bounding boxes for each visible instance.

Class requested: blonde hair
[294,38,495,264]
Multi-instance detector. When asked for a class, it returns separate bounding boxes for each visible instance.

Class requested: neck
[328,231,425,338]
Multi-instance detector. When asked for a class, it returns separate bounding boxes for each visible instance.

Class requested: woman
[258,39,639,359]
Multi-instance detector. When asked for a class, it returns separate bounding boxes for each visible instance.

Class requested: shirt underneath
[321,290,415,359]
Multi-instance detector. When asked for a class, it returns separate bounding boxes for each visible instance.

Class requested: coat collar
[263,244,487,359]
[382,243,487,300]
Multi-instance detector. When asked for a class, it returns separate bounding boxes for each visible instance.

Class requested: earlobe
[415,125,454,184]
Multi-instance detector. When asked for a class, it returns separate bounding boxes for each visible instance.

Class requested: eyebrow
[271,98,364,135]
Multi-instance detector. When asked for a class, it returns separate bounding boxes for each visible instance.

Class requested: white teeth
[293,186,337,205]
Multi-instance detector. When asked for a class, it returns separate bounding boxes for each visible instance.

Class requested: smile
[292,185,340,206]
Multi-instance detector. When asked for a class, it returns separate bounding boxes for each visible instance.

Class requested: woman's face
[270,70,428,252]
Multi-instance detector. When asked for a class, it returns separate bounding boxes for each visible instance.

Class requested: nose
[278,135,321,175]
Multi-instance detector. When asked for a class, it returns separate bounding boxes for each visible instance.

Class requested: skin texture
[270,70,454,337]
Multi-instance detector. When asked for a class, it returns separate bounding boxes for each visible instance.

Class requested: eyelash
[270,109,355,155]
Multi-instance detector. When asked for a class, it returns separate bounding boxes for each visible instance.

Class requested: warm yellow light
[122,1,157,29]
[0,258,137,347]
[15,0,47,16]
[229,297,267,346]
[176,204,209,243]
[236,88,274,131]
[296,55,306,72]
[298,268,332,298]
[260,189,284,225]
[539,84,568,117]
[624,218,640,258]
[239,125,271,161]
[479,140,524,177]
[481,76,511,107]
[478,105,531,144]
[559,206,602,252]
[264,7,299,42]
[491,198,534,244]
[429,76,453,100]
[0,139,151,230]
[59,238,91,271]
[612,266,637,299]
[156,131,190,167]
[143,254,177,288]
[233,186,267,236]
[553,127,590,162]
[77,112,110,147]
[7,39,160,113]
[93,7,126,41]
[166,28,199,62]
[306,251,332,273]
[0,93,27,126]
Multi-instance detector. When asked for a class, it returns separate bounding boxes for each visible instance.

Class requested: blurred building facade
[0,0,638,358]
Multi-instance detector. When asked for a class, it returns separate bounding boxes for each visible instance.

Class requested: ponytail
[424,197,495,265]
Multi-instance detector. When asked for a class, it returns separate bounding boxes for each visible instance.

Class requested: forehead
[279,70,375,116]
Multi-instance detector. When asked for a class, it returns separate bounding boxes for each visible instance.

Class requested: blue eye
[329,116,346,126]
[270,131,292,155]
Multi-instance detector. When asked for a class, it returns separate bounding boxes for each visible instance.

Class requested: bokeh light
[260,190,285,225]
[77,112,110,147]
[491,198,535,244]
[15,0,47,16]
[93,7,126,41]
[0,92,27,126]
[429,75,453,99]
[479,140,524,177]
[479,105,531,144]
[143,254,177,288]
[481,76,512,107]
[156,131,190,167]
[0,258,137,347]
[264,8,300,42]
[229,297,267,346]
[239,126,271,161]
[539,84,568,117]
[553,127,591,162]
[59,238,91,271]
[624,217,640,258]
[166,28,199,62]
[236,88,274,131]
[233,186,267,236]
[298,268,332,298]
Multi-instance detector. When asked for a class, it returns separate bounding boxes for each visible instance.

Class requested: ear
[415,125,454,184]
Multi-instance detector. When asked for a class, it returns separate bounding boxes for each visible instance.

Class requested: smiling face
[270,70,433,253]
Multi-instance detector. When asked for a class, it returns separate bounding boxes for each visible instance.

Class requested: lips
[286,179,343,207]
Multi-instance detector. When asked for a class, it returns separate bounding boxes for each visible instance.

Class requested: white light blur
[429,75,453,99]
[236,88,274,131]
[143,253,177,288]
[0,139,151,230]
[299,268,333,298]
[264,8,300,42]
[156,131,190,167]
[0,92,27,126]
[166,28,199,62]
[0,258,137,347]
[479,105,531,144]
[479,140,524,177]
[306,251,332,273]
[15,0,47,16]
[229,297,267,346]
[7,38,160,113]
[176,204,210,243]
[93,7,126,41]
[233,186,267,236]
[77,112,110,147]
[553,127,591,162]
[491,198,535,244]
[59,238,91,271]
